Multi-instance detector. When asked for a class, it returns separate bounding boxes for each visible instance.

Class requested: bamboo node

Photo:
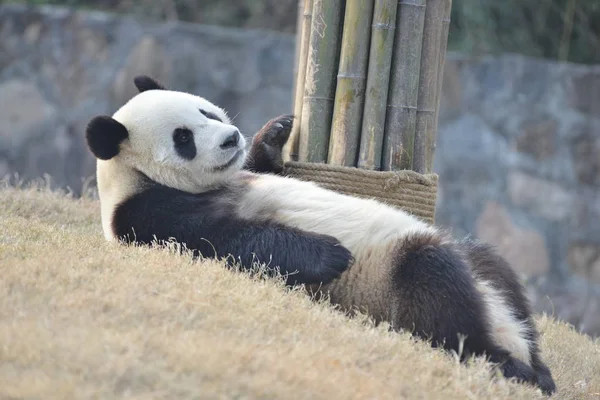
[372,23,396,30]
[398,0,426,7]
[387,104,418,110]
[336,73,367,79]
[304,96,335,101]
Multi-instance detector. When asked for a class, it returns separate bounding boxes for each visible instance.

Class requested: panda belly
[237,173,435,319]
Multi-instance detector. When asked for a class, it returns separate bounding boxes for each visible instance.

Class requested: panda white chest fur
[85,76,556,396]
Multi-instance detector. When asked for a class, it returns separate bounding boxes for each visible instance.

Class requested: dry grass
[1,182,599,400]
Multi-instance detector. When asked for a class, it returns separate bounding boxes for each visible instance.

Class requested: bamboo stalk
[291,0,305,97]
[299,0,345,163]
[428,0,452,173]
[284,0,313,162]
[381,0,427,171]
[357,0,399,170]
[327,0,375,167]
[413,0,444,174]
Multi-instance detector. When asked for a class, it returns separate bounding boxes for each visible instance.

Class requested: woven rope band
[283,162,439,224]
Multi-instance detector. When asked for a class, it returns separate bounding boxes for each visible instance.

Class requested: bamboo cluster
[288,0,453,174]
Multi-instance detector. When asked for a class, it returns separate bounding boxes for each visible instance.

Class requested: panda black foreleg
[243,114,294,174]
[188,218,354,287]
[389,236,543,392]
[113,187,353,288]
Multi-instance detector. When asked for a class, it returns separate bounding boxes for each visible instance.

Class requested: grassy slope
[0,184,599,400]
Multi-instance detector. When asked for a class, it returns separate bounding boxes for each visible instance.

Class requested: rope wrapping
[283,161,439,224]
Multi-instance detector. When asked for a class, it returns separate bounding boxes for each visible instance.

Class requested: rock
[0,80,57,144]
[434,114,507,184]
[437,58,463,124]
[112,36,172,106]
[507,171,573,222]
[568,71,600,117]
[568,243,600,283]
[0,159,9,178]
[516,117,558,160]
[594,262,600,283]
[24,22,42,44]
[580,294,600,335]
[475,201,550,277]
[570,131,600,187]
[528,276,600,337]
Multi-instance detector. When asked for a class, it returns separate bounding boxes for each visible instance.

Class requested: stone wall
[0,4,294,191]
[1,4,599,336]
[434,55,600,335]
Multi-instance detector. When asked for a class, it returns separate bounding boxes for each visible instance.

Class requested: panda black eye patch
[173,128,196,160]
[200,109,223,122]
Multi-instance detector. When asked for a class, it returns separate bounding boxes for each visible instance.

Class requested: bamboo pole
[413,0,444,174]
[284,0,313,162]
[298,0,345,163]
[428,0,452,173]
[327,0,375,167]
[292,0,304,93]
[357,0,399,170]
[381,0,427,171]
[291,0,305,99]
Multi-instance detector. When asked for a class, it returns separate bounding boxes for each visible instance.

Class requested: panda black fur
[86,75,556,395]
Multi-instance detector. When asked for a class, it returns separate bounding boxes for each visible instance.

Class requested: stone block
[516,117,558,161]
[437,58,463,124]
[0,79,57,145]
[570,130,600,187]
[569,71,600,117]
[112,36,172,107]
[475,201,550,277]
[508,171,573,222]
[568,243,600,283]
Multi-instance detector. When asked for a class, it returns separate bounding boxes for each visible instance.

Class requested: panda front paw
[246,114,295,174]
[255,114,294,149]
[316,237,354,284]
[287,235,353,286]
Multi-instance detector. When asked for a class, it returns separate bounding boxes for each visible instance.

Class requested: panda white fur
[86,75,556,395]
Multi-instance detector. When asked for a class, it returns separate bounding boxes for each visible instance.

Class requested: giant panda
[85,75,556,395]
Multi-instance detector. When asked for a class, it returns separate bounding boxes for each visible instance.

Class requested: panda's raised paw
[245,114,295,174]
[255,114,294,149]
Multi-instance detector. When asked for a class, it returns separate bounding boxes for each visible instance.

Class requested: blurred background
[1,0,599,336]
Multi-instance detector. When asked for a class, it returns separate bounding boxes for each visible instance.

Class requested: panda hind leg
[388,234,541,391]
[462,240,556,395]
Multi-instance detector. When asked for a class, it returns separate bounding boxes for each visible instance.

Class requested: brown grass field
[1,181,599,399]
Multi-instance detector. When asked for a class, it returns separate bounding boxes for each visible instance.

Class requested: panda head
[86,75,247,193]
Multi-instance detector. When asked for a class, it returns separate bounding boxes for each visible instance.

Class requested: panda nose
[220,130,240,149]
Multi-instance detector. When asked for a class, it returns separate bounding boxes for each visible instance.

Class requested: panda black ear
[133,75,166,92]
[85,116,129,160]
